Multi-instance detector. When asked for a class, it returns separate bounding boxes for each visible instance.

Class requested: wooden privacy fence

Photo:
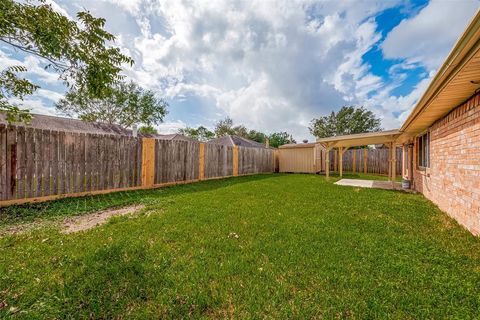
[326,147,402,175]
[0,125,275,205]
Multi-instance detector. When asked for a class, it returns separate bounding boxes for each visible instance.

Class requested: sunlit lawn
[1,174,479,318]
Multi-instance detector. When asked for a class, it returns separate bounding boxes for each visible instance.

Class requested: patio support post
[388,142,393,182]
[407,144,413,181]
[363,148,368,174]
[391,143,396,187]
[338,147,349,178]
[339,147,343,177]
[325,145,331,179]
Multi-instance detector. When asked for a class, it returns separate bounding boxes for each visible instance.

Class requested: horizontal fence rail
[0,125,275,206]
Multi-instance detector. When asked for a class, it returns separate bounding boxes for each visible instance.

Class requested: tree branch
[0,38,71,70]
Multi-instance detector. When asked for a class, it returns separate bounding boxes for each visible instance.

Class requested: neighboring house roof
[399,9,480,142]
[153,133,198,142]
[0,113,132,135]
[207,135,270,148]
[0,113,195,141]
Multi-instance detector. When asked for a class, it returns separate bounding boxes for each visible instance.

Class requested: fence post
[141,138,155,187]
[199,142,205,180]
[233,145,239,176]
[363,148,368,174]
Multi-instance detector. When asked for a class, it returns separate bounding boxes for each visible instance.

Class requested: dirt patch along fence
[0,125,275,206]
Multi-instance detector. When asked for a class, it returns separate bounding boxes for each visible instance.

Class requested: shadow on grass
[0,174,278,226]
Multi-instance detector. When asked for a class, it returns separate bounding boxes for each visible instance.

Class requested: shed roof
[279,142,316,149]
[206,135,270,148]
[316,130,401,148]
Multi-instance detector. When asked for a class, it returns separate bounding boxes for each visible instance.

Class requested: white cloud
[382,0,480,71]
[156,120,187,134]
[3,0,475,141]
[45,0,72,19]
[113,0,404,139]
[36,88,64,102]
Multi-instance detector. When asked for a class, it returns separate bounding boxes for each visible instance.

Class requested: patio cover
[316,130,402,182]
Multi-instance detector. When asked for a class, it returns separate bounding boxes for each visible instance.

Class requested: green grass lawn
[1,174,479,318]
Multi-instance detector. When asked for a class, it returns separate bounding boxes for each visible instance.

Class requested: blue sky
[1,0,479,140]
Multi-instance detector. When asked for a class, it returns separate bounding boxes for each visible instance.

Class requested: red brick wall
[412,93,480,235]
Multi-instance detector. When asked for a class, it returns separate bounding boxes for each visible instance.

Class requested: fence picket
[1,126,275,205]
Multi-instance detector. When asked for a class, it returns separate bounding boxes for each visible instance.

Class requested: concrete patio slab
[335,179,402,190]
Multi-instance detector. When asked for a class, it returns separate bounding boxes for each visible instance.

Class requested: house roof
[398,9,480,142]
[206,135,270,148]
[316,130,401,148]
[0,113,133,135]
[0,113,195,141]
[153,133,197,142]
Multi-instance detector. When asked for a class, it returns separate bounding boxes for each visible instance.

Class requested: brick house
[315,11,480,235]
[397,10,480,235]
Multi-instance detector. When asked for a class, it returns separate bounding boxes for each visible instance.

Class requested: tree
[247,130,268,144]
[0,0,133,123]
[178,126,215,142]
[309,106,381,138]
[56,81,168,128]
[214,117,234,136]
[138,125,158,135]
[214,117,249,138]
[268,132,295,148]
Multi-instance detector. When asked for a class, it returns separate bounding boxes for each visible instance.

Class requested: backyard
[1,174,479,318]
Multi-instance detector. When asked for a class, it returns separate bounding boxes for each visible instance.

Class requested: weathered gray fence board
[154,140,200,184]
[0,127,144,201]
[1,126,274,203]
[238,147,273,175]
[16,127,25,199]
[204,144,233,178]
[6,126,16,199]
[25,128,35,198]
[0,125,6,200]
[58,131,66,194]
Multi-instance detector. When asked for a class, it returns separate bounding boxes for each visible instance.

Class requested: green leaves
[0,0,134,123]
[178,126,215,142]
[55,81,168,129]
[0,66,38,123]
[309,106,382,138]
[210,117,294,146]
[268,132,295,148]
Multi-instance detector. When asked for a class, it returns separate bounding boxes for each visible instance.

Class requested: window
[417,132,430,168]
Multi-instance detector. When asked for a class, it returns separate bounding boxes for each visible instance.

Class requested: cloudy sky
[2,0,479,140]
